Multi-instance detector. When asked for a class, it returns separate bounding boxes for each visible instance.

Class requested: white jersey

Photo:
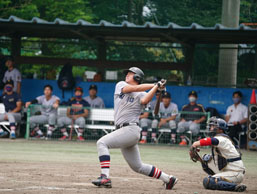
[159,102,178,119]
[114,81,146,126]
[226,103,248,123]
[36,95,60,116]
[213,135,245,172]
[3,68,22,92]
[84,96,105,108]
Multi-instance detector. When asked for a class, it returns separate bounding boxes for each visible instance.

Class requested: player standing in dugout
[92,67,178,189]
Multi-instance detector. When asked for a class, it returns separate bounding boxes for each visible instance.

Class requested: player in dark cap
[0,80,22,139]
[151,91,178,144]
[84,84,105,108]
[177,91,206,145]
[58,86,90,141]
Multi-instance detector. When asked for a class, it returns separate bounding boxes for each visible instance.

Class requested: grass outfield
[0,139,257,193]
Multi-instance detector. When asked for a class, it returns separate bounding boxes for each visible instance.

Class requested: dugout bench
[25,105,115,139]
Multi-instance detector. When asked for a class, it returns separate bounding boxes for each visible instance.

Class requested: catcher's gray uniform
[96,81,171,183]
[3,68,22,93]
[29,95,59,128]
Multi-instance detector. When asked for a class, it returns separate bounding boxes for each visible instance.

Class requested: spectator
[0,80,22,139]
[58,87,90,141]
[25,85,60,138]
[225,91,248,144]
[3,56,22,94]
[139,91,161,144]
[177,91,206,145]
[84,84,105,108]
[93,71,103,82]
[151,91,178,144]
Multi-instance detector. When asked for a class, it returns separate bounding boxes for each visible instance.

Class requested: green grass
[0,139,257,175]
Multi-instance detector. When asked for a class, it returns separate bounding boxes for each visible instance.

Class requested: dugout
[0,16,257,112]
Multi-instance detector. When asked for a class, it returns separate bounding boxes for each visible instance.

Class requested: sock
[63,132,68,137]
[37,130,43,135]
[47,130,52,136]
[152,132,156,140]
[78,129,83,137]
[141,131,147,140]
[149,166,170,182]
[99,155,110,178]
[159,171,171,183]
[10,124,16,132]
[171,134,176,141]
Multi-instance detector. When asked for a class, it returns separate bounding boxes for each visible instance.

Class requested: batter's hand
[157,79,166,91]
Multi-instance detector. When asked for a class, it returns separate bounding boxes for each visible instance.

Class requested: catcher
[189,116,246,192]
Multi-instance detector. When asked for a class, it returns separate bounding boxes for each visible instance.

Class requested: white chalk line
[0,186,88,192]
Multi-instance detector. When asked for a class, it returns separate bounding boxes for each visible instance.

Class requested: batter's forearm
[140,85,158,105]
[122,84,155,93]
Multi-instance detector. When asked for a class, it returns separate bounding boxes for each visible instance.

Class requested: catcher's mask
[207,116,228,136]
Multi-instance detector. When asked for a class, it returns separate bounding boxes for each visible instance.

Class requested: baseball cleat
[235,184,247,192]
[139,139,147,144]
[59,135,68,140]
[77,136,85,141]
[179,140,187,146]
[165,176,178,190]
[10,132,16,139]
[92,174,112,188]
[0,131,8,137]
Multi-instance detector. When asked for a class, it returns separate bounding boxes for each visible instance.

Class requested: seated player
[58,87,90,141]
[225,91,247,145]
[140,91,161,143]
[25,85,60,138]
[151,91,178,144]
[84,84,105,108]
[0,80,22,139]
[139,106,152,144]
[190,117,246,192]
[177,91,206,145]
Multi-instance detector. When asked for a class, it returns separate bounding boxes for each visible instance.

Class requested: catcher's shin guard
[92,174,112,188]
[203,177,246,192]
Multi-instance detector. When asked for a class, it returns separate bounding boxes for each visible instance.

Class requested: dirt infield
[0,139,257,194]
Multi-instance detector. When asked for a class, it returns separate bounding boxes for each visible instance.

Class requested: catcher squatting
[190,117,246,192]
[91,66,246,192]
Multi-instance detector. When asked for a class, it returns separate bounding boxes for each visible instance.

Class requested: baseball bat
[154,91,162,116]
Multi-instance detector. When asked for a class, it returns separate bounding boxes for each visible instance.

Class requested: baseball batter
[92,67,177,189]
[191,117,246,192]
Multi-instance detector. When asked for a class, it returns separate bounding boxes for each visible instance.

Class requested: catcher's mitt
[189,147,202,163]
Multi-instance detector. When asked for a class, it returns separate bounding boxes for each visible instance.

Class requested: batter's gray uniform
[84,96,105,108]
[29,95,59,128]
[97,81,162,177]
[152,102,178,130]
[3,68,22,93]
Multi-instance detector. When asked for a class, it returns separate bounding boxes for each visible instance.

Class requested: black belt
[115,122,139,129]
[227,157,241,163]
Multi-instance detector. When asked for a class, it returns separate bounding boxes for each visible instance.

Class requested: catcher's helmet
[124,67,144,83]
[207,116,228,133]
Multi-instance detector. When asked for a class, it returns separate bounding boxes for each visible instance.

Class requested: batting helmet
[124,67,144,83]
[207,116,228,133]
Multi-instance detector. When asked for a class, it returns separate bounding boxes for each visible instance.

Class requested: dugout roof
[0,16,257,71]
